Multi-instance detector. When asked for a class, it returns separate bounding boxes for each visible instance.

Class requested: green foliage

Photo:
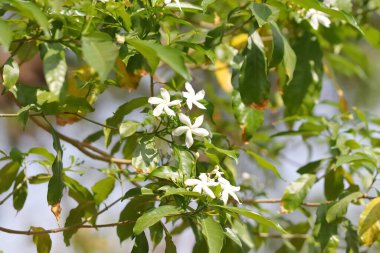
[1,0,380,252]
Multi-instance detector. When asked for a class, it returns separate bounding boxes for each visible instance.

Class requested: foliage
[1,0,380,252]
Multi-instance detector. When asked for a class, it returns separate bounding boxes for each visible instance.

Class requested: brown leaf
[51,202,62,225]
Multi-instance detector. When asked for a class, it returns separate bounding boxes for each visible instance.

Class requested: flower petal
[192,128,209,137]
[221,190,229,205]
[193,101,206,110]
[203,186,216,199]
[168,99,182,106]
[228,191,241,204]
[148,97,164,105]
[160,88,171,102]
[164,106,176,116]
[195,90,205,100]
[186,99,193,110]
[193,184,202,194]
[185,129,194,148]
[193,115,204,128]
[185,179,200,186]
[185,82,195,96]
[179,113,192,126]
[153,104,165,117]
[199,173,208,182]
[173,126,189,136]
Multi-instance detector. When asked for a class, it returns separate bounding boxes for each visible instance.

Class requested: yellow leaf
[359,197,380,246]
[230,33,248,50]
[115,58,141,91]
[50,202,62,225]
[214,60,233,93]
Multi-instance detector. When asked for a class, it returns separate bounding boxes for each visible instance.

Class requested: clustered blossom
[305,8,331,30]
[185,167,241,205]
[148,82,209,148]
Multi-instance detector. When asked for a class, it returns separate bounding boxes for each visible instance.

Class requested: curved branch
[0,220,134,235]
[31,116,131,165]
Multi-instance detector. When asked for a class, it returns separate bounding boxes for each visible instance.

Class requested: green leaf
[91,177,115,205]
[13,171,28,211]
[359,197,380,246]
[126,38,191,80]
[281,174,316,212]
[28,147,55,163]
[0,161,21,194]
[123,187,154,200]
[205,25,225,49]
[245,150,282,179]
[204,141,239,162]
[46,122,64,206]
[326,191,362,223]
[117,196,155,242]
[165,234,177,253]
[149,222,163,249]
[216,205,286,233]
[161,187,201,198]
[297,159,323,174]
[199,216,225,253]
[173,146,195,178]
[64,175,93,203]
[249,3,274,27]
[269,22,296,81]
[149,166,179,181]
[324,167,344,201]
[283,33,323,116]
[239,40,270,105]
[335,153,375,168]
[165,2,203,12]
[315,204,338,250]
[132,136,160,172]
[224,228,242,248]
[105,97,148,147]
[119,121,140,139]
[41,43,67,96]
[31,227,52,253]
[82,32,118,80]
[132,232,149,253]
[202,0,216,10]
[63,205,84,246]
[9,0,50,36]
[231,91,264,140]
[0,20,13,51]
[28,174,51,184]
[133,205,184,235]
[2,59,19,91]
[345,221,359,253]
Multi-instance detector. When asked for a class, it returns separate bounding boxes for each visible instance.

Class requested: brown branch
[0,220,134,235]
[242,194,376,207]
[31,116,131,165]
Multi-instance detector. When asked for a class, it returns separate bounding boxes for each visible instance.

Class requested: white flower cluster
[184,167,240,205]
[148,82,209,148]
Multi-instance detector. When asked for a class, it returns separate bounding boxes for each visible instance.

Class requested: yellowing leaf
[115,58,141,91]
[230,33,248,50]
[359,197,380,246]
[214,60,233,93]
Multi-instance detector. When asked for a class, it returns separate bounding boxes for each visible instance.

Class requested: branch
[0,220,134,235]
[242,194,376,207]
[31,116,131,165]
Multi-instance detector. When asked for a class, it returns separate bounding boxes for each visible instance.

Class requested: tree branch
[0,220,134,235]
[31,116,131,165]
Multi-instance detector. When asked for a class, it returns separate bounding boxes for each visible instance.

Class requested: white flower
[148,88,181,117]
[185,173,218,198]
[211,166,224,178]
[218,177,241,205]
[164,0,171,4]
[323,0,336,7]
[182,82,206,110]
[305,9,331,30]
[172,114,209,148]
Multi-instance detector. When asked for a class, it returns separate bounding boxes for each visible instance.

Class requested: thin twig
[0,220,134,235]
